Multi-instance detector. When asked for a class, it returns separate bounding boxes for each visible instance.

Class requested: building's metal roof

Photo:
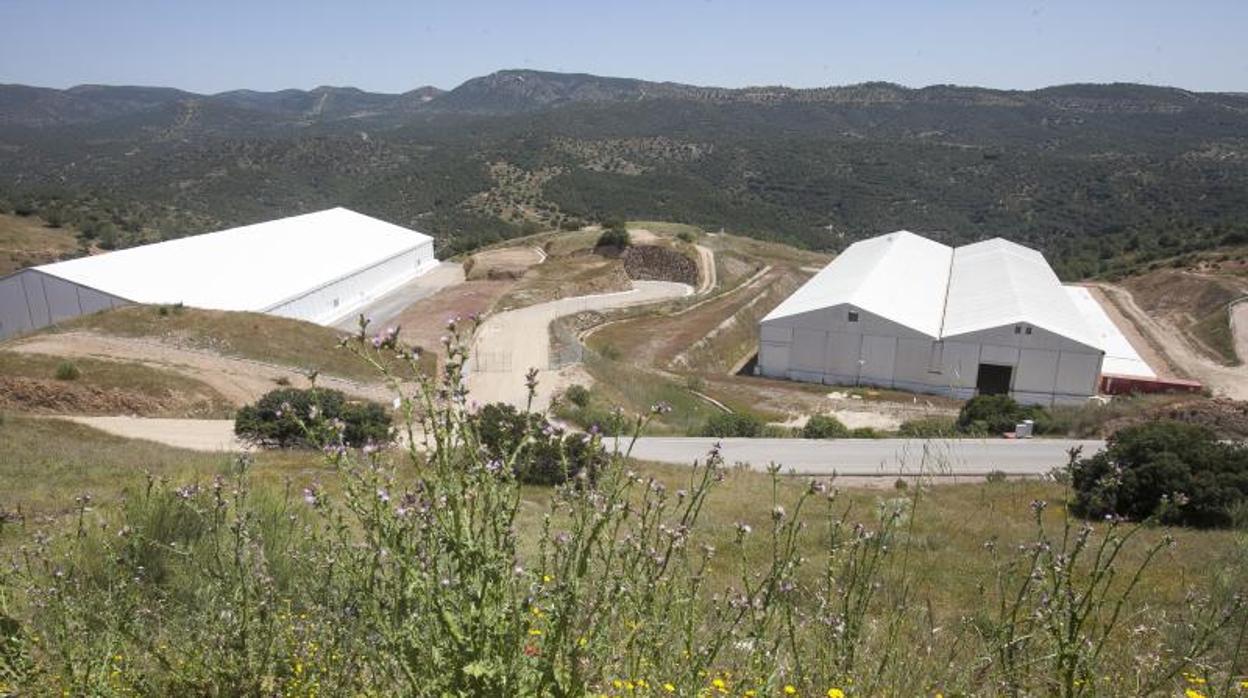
[764,231,1103,352]
[33,208,433,312]
[1064,285,1155,377]
[761,230,953,338]
[941,238,1100,350]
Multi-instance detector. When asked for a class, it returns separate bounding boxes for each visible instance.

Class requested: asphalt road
[623,437,1105,476]
[53,416,1104,477]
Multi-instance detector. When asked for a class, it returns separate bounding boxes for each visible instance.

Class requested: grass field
[0,212,79,275]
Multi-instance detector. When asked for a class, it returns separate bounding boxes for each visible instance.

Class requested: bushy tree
[802,414,849,439]
[596,227,631,249]
[476,402,606,485]
[234,387,391,448]
[1070,420,1248,528]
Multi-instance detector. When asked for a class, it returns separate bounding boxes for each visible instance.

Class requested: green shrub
[956,394,1046,435]
[477,402,607,485]
[985,469,1008,483]
[802,414,850,439]
[850,427,881,439]
[676,230,696,243]
[698,411,763,437]
[54,361,80,381]
[760,424,799,438]
[564,384,591,408]
[898,416,957,438]
[1070,420,1248,528]
[596,228,631,249]
[233,387,391,449]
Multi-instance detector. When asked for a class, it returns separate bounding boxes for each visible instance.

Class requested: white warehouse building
[758,231,1105,405]
[0,207,436,340]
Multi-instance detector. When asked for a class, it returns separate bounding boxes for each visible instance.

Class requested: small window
[847,310,859,323]
[1025,327,1033,335]
[1013,325,1021,334]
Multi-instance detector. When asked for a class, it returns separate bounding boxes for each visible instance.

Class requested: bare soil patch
[390,279,515,362]
[465,247,544,280]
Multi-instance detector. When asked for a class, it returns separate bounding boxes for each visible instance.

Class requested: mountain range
[2,69,1247,277]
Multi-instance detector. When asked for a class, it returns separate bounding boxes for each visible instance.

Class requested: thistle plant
[0,319,1244,695]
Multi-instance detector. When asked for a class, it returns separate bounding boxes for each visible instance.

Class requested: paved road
[467,281,692,409]
[51,416,1103,477]
[624,437,1104,475]
[331,262,465,331]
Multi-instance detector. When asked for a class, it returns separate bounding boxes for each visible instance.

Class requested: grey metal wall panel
[0,270,132,340]
[0,273,36,339]
[43,274,84,323]
[20,272,50,328]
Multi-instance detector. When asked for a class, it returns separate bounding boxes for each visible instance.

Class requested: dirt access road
[1095,283,1248,399]
[468,281,692,409]
[8,331,394,405]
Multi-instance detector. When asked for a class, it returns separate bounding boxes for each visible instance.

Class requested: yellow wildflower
[1186,689,1208,698]
[828,690,845,698]
[663,684,676,693]
[528,628,542,636]
[784,686,798,696]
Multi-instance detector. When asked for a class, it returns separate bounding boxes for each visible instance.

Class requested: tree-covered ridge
[2,70,1247,276]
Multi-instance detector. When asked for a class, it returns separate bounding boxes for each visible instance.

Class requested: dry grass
[44,305,380,382]
[1,414,1235,623]
[0,212,80,275]
[496,254,631,310]
[0,352,233,417]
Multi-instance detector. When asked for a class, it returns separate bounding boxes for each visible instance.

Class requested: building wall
[266,240,436,325]
[759,308,1103,405]
[759,304,940,389]
[0,269,130,340]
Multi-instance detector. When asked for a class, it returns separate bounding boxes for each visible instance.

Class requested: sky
[1,0,1245,94]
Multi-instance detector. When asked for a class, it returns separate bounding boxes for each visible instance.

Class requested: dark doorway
[975,363,1013,396]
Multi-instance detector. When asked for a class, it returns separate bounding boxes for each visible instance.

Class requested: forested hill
[2,69,1248,279]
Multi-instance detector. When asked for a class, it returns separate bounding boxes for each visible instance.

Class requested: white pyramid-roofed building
[759,231,1107,405]
[0,208,437,339]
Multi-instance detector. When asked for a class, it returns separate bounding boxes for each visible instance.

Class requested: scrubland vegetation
[2,324,1247,696]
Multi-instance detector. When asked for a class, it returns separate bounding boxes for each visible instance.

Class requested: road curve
[467,281,692,409]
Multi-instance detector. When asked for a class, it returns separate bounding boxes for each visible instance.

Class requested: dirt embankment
[1120,269,1246,365]
[1102,397,1248,439]
[0,375,230,418]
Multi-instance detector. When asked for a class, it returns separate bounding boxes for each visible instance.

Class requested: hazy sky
[1,0,1245,93]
